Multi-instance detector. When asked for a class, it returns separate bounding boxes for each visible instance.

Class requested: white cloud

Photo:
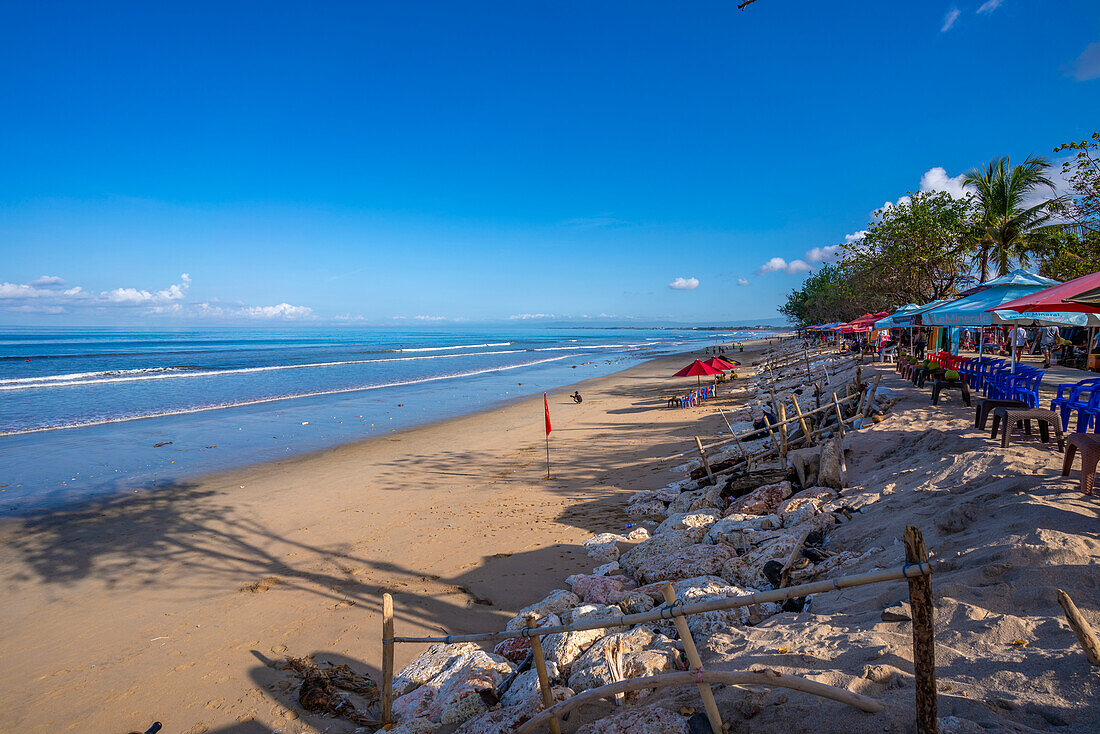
[941,7,960,31]
[736,277,750,286]
[920,167,969,199]
[805,245,841,263]
[844,231,868,244]
[1070,40,1100,82]
[507,313,558,320]
[0,273,313,321]
[104,273,191,305]
[976,0,1003,13]
[242,303,314,319]
[668,277,700,290]
[757,258,812,275]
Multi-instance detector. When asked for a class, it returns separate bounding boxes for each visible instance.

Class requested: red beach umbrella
[993,270,1100,315]
[702,356,737,371]
[673,359,724,387]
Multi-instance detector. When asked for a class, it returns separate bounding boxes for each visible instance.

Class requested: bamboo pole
[778,403,789,464]
[904,526,937,734]
[514,670,884,733]
[863,374,883,422]
[832,391,846,439]
[651,393,862,464]
[392,561,934,644]
[791,394,814,447]
[1056,589,1100,665]
[662,584,722,733]
[381,593,395,726]
[527,615,562,734]
[695,436,715,487]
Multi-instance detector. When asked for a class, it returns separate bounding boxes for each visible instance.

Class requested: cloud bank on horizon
[0,273,315,320]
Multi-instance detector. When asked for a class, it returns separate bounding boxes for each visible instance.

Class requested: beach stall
[922,270,1087,370]
[993,270,1100,371]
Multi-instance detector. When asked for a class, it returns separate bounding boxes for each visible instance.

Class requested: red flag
[543,393,552,436]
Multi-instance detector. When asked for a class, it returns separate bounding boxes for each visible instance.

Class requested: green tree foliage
[962,155,1058,279]
[785,135,1100,326]
[781,191,976,325]
[1050,132,1100,235]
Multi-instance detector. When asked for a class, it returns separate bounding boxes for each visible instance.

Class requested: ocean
[0,326,769,515]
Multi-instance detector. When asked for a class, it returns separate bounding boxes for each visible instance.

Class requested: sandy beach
[0,341,769,733]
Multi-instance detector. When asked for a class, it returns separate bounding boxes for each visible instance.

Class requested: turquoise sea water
[0,326,770,515]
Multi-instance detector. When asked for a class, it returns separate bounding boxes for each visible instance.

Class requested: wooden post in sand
[1056,589,1100,665]
[903,526,937,734]
[777,403,789,464]
[382,593,395,726]
[695,437,716,486]
[661,584,722,734]
[527,615,562,734]
[862,374,882,423]
[791,394,813,447]
[831,392,846,439]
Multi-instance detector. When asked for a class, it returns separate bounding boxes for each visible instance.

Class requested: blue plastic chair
[1051,378,1100,431]
[1011,369,1045,408]
[1076,389,1100,434]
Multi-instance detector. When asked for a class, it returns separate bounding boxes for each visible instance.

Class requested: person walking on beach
[1008,325,1030,362]
[1039,325,1061,368]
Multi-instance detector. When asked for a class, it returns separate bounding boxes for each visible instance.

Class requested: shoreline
[0,338,771,732]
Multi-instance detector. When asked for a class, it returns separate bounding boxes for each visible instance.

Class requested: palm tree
[963,155,1058,280]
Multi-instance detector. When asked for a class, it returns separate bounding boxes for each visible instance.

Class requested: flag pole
[543,392,552,480]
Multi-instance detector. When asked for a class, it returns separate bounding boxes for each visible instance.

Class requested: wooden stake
[791,394,814,447]
[527,615,562,734]
[832,391,846,439]
[695,436,715,487]
[1056,589,1100,665]
[777,403,789,465]
[863,374,883,421]
[903,526,938,734]
[661,584,723,734]
[381,592,395,726]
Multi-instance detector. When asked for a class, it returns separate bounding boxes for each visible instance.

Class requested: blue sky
[2,0,1099,325]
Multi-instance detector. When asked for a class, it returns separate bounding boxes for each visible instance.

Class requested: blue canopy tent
[874,304,921,330]
[922,270,1086,369]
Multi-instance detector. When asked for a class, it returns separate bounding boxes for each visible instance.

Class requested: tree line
[780,132,1100,326]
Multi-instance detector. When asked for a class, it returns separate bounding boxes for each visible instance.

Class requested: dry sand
[0,342,768,733]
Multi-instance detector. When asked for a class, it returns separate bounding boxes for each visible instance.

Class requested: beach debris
[283,656,379,727]
[152,441,172,447]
